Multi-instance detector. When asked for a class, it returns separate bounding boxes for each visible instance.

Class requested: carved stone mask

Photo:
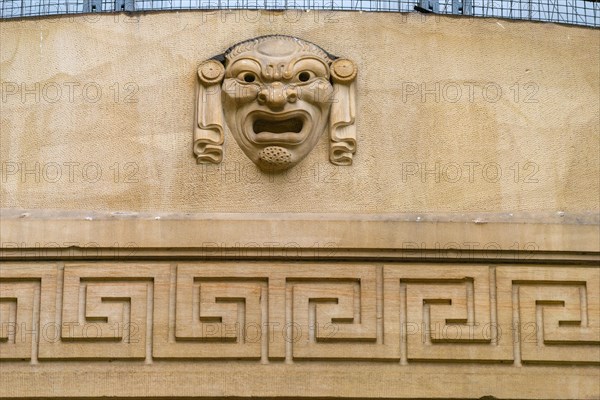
[194,35,357,171]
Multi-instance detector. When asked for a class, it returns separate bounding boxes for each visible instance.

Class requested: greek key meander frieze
[1,263,598,364]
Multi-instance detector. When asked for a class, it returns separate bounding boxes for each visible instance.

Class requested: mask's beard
[258,146,293,171]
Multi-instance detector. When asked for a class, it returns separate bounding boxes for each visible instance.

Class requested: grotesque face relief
[193,35,357,171]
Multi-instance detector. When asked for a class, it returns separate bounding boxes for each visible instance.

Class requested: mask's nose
[257,82,297,110]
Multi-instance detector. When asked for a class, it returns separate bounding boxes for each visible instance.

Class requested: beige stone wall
[1,12,598,214]
[1,11,599,400]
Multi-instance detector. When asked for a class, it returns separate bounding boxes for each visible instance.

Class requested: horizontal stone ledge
[1,209,598,255]
[3,209,599,223]
[0,363,598,399]
[0,248,598,263]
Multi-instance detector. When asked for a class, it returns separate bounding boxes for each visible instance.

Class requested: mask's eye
[297,71,313,82]
[237,72,257,83]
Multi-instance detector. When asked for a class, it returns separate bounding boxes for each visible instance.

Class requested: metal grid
[1,0,598,27]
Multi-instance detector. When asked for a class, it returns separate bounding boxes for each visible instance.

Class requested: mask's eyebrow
[286,57,330,78]
[226,58,262,78]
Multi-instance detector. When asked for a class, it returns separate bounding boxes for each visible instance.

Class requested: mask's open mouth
[246,111,310,144]
[253,117,303,135]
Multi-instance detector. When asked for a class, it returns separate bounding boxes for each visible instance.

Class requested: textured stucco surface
[1,12,598,213]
